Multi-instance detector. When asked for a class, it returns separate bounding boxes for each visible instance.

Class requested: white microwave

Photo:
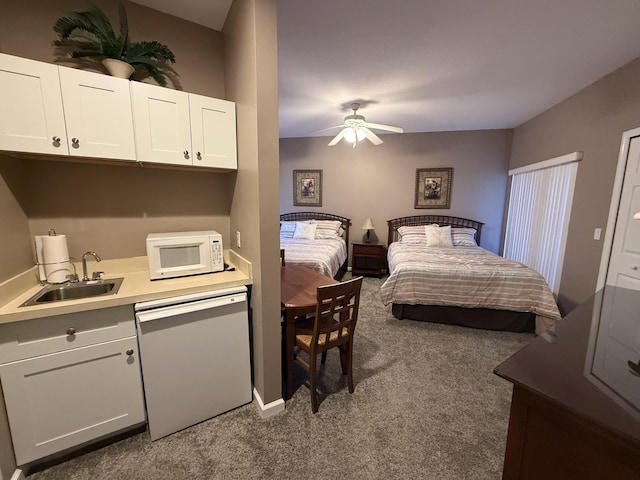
[146,230,224,280]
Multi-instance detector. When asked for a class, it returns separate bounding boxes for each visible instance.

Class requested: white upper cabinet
[58,66,136,160]
[189,93,237,170]
[131,82,237,170]
[0,53,236,170]
[0,53,69,155]
[130,82,192,166]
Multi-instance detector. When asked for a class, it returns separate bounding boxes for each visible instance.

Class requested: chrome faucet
[81,251,101,281]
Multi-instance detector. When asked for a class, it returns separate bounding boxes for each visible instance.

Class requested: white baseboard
[253,387,285,418]
[10,468,25,480]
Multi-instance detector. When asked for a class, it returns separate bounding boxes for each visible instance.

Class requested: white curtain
[504,154,580,295]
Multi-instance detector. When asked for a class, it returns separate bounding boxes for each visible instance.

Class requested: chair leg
[321,351,327,364]
[309,353,319,413]
[342,344,354,393]
[339,345,347,374]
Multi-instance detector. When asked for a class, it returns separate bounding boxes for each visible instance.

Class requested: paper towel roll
[42,234,72,283]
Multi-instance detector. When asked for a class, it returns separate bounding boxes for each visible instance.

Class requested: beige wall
[224,0,282,404]
[510,56,640,313]
[280,130,514,255]
[0,157,232,264]
[0,154,32,282]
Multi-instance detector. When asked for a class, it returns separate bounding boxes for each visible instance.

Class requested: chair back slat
[310,277,362,354]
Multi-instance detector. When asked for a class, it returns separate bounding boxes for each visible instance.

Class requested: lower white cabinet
[0,306,145,466]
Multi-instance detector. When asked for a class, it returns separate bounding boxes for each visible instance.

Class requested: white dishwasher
[134,286,251,441]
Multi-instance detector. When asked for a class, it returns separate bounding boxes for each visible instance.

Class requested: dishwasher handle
[136,293,246,324]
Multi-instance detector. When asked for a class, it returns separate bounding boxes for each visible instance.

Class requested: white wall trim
[10,468,25,480]
[596,127,640,290]
[253,387,285,418]
[508,151,583,176]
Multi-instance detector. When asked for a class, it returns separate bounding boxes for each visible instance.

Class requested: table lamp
[362,217,375,243]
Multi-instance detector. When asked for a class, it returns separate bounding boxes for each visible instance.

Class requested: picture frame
[293,169,323,207]
[414,167,453,209]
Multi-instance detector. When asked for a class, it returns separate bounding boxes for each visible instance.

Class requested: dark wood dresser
[494,286,640,480]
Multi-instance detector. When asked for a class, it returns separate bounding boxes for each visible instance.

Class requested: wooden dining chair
[293,276,363,413]
[280,248,286,266]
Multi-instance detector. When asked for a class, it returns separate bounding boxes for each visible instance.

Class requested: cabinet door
[58,67,136,160]
[189,94,237,170]
[130,82,192,166]
[0,54,69,155]
[0,336,145,465]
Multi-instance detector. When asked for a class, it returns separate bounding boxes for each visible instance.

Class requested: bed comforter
[280,237,347,278]
[380,243,561,334]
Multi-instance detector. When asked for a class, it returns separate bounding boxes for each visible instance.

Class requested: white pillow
[425,225,453,247]
[452,227,478,246]
[293,222,317,240]
[312,220,342,239]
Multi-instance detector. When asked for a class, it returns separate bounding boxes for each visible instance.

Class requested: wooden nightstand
[352,243,386,278]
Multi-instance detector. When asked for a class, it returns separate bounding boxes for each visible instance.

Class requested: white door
[58,66,136,160]
[189,93,237,170]
[0,337,145,465]
[606,134,640,289]
[0,54,69,155]
[130,82,192,166]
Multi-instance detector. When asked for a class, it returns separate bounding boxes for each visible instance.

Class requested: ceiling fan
[327,103,404,147]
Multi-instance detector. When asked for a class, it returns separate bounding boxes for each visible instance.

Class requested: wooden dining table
[280,264,337,400]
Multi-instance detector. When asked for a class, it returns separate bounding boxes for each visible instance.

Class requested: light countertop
[0,252,252,324]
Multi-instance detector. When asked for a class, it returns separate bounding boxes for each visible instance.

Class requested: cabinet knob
[196,151,202,160]
[66,327,76,336]
[71,138,80,148]
[632,265,639,271]
[126,349,134,356]
[52,136,61,145]
[183,150,189,158]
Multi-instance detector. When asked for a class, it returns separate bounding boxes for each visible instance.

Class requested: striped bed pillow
[312,220,342,239]
[451,227,478,246]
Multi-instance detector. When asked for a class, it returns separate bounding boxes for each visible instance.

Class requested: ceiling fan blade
[312,124,347,134]
[365,122,404,133]
[328,128,347,146]
[360,127,383,145]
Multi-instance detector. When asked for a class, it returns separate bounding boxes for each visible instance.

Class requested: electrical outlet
[593,228,601,240]
[236,231,241,248]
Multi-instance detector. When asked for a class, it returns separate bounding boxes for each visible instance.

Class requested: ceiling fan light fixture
[344,127,366,143]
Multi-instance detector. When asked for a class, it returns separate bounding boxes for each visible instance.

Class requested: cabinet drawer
[0,305,135,363]
[355,245,383,256]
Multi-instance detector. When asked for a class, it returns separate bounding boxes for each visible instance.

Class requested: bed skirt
[391,303,535,333]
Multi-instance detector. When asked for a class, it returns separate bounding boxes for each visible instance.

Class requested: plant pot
[102,58,134,79]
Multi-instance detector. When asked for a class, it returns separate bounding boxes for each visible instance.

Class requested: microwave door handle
[136,294,246,323]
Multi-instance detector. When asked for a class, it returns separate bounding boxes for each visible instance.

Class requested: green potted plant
[52,3,176,87]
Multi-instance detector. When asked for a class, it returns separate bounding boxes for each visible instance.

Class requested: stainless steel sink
[21,278,124,307]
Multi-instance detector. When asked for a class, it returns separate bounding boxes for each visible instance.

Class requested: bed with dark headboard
[280,212,351,279]
[382,215,560,334]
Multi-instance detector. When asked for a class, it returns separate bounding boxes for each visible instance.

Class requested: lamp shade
[362,217,375,230]
[634,211,640,219]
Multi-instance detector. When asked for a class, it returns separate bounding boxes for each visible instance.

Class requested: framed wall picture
[293,169,323,207]
[414,168,453,209]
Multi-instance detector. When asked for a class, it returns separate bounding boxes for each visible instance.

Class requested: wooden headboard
[387,215,484,246]
[280,212,352,249]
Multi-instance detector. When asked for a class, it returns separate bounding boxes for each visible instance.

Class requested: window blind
[504,153,581,295]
